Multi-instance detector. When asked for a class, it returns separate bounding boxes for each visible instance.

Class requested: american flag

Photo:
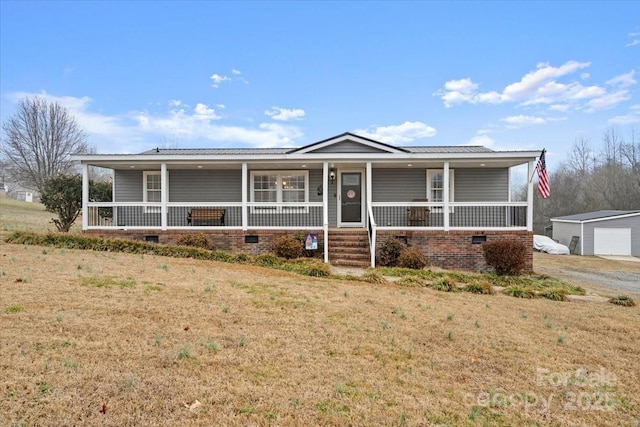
[536,149,550,199]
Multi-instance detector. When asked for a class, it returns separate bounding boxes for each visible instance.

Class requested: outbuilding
[551,210,640,256]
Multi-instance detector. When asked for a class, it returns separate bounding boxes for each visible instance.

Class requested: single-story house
[72,132,541,271]
[551,210,640,256]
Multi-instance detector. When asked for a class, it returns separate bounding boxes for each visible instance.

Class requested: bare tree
[1,97,88,193]
[566,137,594,177]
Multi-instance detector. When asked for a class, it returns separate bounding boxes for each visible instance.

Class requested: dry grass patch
[1,241,639,426]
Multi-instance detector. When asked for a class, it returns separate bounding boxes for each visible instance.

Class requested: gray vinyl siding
[455,168,509,202]
[552,222,582,254]
[114,170,143,202]
[311,141,389,154]
[372,169,426,202]
[170,170,241,202]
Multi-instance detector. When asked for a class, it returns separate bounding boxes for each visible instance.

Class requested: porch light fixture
[329,168,336,183]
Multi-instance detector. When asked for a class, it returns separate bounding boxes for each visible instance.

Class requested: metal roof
[139,148,291,155]
[552,210,640,222]
[405,146,493,153]
[139,145,494,155]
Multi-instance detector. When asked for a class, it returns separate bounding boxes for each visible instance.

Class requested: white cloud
[353,121,437,144]
[608,104,640,124]
[500,115,547,125]
[606,70,636,88]
[232,69,242,75]
[134,105,301,148]
[585,90,631,112]
[193,103,220,120]
[210,73,231,88]
[265,106,306,121]
[463,134,495,148]
[501,61,590,101]
[626,32,640,47]
[434,60,633,112]
[7,91,303,152]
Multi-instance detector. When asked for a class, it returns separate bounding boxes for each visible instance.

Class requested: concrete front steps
[328,229,371,268]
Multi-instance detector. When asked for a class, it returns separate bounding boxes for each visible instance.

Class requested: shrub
[398,247,427,270]
[176,233,211,249]
[273,235,304,259]
[539,287,568,301]
[431,277,458,292]
[396,276,425,287]
[482,240,528,276]
[608,295,635,307]
[254,253,284,268]
[378,239,405,267]
[362,269,387,284]
[503,285,536,299]
[464,280,495,295]
[284,258,331,277]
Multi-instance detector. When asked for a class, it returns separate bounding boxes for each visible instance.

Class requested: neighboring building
[72,132,541,271]
[551,210,640,256]
[16,191,34,203]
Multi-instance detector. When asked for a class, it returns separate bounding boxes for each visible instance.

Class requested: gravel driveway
[534,253,640,296]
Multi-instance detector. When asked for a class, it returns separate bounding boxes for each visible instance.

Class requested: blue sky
[1,1,639,171]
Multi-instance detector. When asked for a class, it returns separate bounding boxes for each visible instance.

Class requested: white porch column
[242,163,248,231]
[443,161,450,231]
[82,163,89,230]
[366,161,374,267]
[161,163,168,230]
[323,162,329,263]
[366,162,372,212]
[527,160,534,231]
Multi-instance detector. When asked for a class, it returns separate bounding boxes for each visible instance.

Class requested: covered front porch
[80,159,536,268]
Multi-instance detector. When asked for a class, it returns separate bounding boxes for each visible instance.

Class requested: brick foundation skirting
[83,229,325,256]
[83,229,533,272]
[376,229,533,272]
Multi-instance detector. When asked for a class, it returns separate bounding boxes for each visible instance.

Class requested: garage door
[593,228,631,255]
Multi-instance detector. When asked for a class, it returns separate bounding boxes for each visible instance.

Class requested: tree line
[533,127,640,234]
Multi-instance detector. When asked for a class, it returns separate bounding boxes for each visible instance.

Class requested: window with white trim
[427,169,454,211]
[250,170,308,213]
[143,171,166,213]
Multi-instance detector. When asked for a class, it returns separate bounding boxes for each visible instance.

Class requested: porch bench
[187,208,226,226]
[407,199,430,226]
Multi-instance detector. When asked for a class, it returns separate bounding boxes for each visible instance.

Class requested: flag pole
[529,148,546,183]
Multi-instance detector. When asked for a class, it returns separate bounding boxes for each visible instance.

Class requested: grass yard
[1,197,639,426]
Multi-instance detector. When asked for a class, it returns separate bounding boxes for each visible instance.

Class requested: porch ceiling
[85,158,530,171]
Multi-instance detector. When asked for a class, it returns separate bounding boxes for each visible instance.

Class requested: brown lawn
[1,196,639,426]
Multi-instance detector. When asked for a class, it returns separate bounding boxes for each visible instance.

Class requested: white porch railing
[84,202,325,230]
[370,201,528,230]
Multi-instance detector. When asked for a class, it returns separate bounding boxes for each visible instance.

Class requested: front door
[338,170,364,227]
